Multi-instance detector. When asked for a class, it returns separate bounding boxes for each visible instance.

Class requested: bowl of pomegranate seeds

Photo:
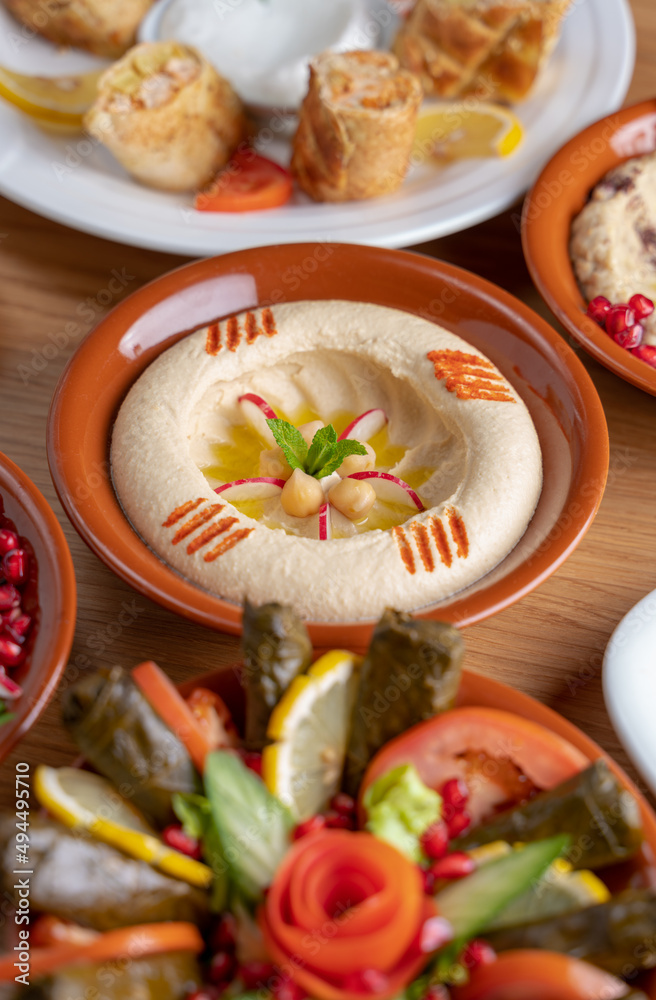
[522,97,656,396]
[0,452,76,762]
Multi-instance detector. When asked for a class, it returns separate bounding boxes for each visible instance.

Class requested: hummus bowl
[47,243,608,648]
[522,97,656,397]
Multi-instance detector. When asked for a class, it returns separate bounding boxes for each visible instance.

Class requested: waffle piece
[393,0,571,102]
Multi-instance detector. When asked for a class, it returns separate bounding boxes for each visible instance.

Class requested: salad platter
[0,0,635,255]
[2,606,655,1000]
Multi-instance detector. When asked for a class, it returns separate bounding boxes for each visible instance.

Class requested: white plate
[0,0,635,256]
[603,588,656,796]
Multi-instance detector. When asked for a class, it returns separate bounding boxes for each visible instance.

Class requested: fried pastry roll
[393,0,571,102]
[4,0,155,59]
[291,50,423,202]
[84,41,245,192]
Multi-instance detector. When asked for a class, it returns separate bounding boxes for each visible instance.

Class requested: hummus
[111,300,542,622]
[570,151,656,345]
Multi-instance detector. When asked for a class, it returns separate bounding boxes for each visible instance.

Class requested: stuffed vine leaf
[62,666,201,827]
[484,888,656,977]
[455,759,643,870]
[14,952,201,1000]
[344,610,464,796]
[0,816,210,932]
[241,600,313,749]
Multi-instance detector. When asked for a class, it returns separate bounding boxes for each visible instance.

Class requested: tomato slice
[359,707,588,825]
[0,922,204,982]
[187,687,239,749]
[195,150,293,212]
[451,950,633,1000]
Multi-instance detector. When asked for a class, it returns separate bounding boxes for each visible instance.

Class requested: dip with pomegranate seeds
[110,300,542,621]
[570,150,656,346]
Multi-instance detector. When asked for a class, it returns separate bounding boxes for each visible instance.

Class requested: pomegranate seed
[614,321,643,349]
[272,978,306,1000]
[208,951,236,985]
[629,293,655,319]
[0,529,18,556]
[441,778,469,812]
[186,989,224,1000]
[0,637,25,668]
[324,810,354,830]
[418,916,454,953]
[240,750,263,777]
[605,304,635,339]
[330,792,356,816]
[240,961,275,990]
[631,344,656,368]
[2,549,28,585]
[4,613,31,644]
[162,824,203,860]
[420,820,449,860]
[447,810,472,838]
[342,970,389,994]
[586,295,612,326]
[461,939,497,970]
[211,913,237,952]
[293,814,326,840]
[429,852,476,881]
[0,585,21,612]
[421,987,450,1000]
[421,867,437,894]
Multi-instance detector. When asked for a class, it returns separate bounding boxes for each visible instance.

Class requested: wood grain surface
[0,0,655,807]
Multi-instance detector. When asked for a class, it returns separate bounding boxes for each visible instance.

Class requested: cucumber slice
[204,749,293,903]
[436,834,570,944]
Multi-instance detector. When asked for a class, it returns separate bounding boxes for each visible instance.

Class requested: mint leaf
[316,438,367,478]
[305,424,337,476]
[266,418,308,470]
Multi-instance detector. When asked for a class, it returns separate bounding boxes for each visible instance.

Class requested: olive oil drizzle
[199,409,433,538]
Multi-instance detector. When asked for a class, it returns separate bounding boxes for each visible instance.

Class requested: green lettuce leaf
[363,763,442,862]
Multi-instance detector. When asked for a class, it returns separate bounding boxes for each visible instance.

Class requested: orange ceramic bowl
[0,452,76,762]
[523,98,656,396]
[47,244,608,649]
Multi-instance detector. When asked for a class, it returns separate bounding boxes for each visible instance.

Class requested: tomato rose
[259,830,438,1000]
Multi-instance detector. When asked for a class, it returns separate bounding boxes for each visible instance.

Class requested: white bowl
[138,0,394,111]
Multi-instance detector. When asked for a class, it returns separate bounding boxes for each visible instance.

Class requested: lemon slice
[263,650,361,821]
[414,102,523,164]
[0,66,100,129]
[34,766,213,888]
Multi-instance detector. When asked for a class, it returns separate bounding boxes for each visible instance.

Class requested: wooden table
[0,0,655,806]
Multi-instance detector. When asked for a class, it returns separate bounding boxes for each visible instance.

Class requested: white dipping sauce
[141,0,391,109]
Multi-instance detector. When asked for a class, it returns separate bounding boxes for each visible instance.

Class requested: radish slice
[347,471,424,510]
[0,668,22,700]
[318,502,332,540]
[338,408,388,443]
[215,478,285,501]
[238,393,278,446]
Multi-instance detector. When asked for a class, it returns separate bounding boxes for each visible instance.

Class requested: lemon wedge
[262,650,361,821]
[0,66,100,130]
[414,102,523,164]
[34,766,213,889]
